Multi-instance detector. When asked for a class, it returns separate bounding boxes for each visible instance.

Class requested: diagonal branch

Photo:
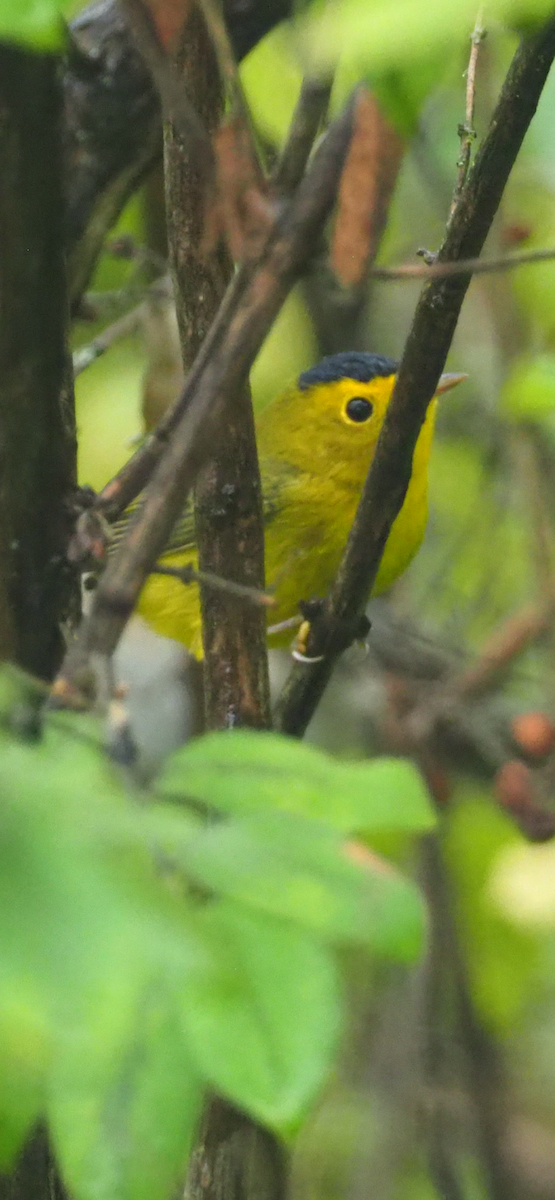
[277,13,555,738]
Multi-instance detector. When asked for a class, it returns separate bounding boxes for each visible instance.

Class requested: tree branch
[0,45,78,680]
[276,14,555,738]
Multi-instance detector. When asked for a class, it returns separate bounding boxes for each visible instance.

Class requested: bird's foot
[292,600,371,662]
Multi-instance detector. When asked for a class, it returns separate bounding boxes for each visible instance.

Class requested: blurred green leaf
[444,790,540,1031]
[501,352,555,422]
[0,971,49,1166]
[0,0,65,50]
[159,730,435,834]
[50,976,203,1200]
[181,902,340,1132]
[0,713,201,1179]
[305,0,555,74]
[173,810,426,959]
[240,24,303,146]
[369,55,448,137]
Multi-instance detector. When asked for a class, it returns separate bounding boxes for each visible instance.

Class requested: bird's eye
[345,396,373,423]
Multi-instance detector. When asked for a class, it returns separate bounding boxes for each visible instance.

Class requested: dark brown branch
[185,1099,287,1200]
[0,45,78,680]
[276,14,555,738]
[164,3,270,732]
[272,76,333,194]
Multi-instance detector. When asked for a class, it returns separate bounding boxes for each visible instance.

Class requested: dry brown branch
[332,88,405,288]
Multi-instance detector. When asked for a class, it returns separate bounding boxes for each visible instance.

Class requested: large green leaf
[0,717,200,1177]
[172,810,426,960]
[180,902,340,1132]
[305,0,554,73]
[0,0,64,51]
[50,975,203,1200]
[159,730,435,835]
[0,968,49,1167]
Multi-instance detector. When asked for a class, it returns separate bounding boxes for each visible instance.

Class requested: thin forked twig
[151,563,276,606]
[72,275,171,376]
[448,8,486,224]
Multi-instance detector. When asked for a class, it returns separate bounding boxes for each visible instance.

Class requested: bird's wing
[106,460,292,560]
[107,498,196,559]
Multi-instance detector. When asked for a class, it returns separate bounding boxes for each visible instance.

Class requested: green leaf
[0,711,202,1189]
[304,0,554,75]
[0,0,65,51]
[159,730,435,835]
[174,811,426,960]
[369,55,448,138]
[181,902,340,1132]
[50,976,203,1200]
[500,353,555,424]
[0,970,49,1167]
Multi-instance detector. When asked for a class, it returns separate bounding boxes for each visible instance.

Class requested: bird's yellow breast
[134,365,437,657]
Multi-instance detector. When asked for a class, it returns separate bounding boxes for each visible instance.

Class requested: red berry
[511,712,555,761]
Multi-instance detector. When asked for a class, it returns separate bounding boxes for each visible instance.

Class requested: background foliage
[4,1,555,1200]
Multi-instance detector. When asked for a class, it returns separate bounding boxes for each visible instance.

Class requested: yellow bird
[129,352,465,657]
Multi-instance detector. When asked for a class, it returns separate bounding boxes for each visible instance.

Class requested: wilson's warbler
[123,352,465,656]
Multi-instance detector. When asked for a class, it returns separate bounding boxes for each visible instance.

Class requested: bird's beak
[435,372,468,395]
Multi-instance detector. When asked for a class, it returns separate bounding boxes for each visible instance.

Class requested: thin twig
[369,243,555,280]
[272,76,333,194]
[448,8,485,224]
[72,275,171,375]
[452,598,555,699]
[276,15,555,738]
[73,306,143,375]
[151,563,275,606]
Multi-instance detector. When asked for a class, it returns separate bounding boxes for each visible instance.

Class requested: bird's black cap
[298,351,398,391]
